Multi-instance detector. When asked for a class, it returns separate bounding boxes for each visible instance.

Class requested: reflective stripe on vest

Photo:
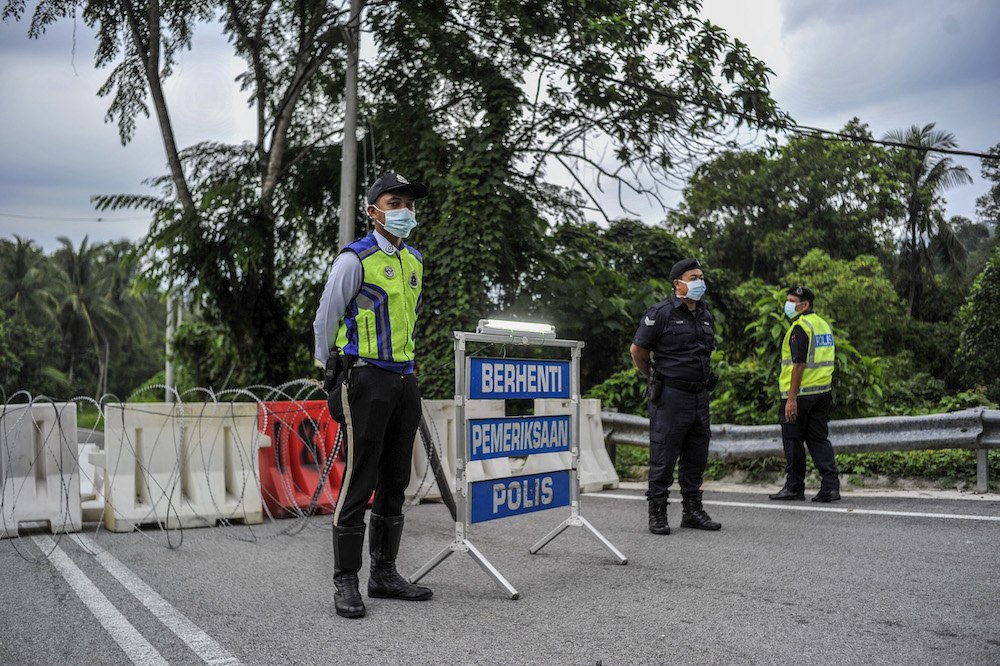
[335,235,422,363]
[779,313,835,398]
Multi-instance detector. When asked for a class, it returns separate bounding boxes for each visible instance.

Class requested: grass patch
[77,405,104,432]
[612,446,999,490]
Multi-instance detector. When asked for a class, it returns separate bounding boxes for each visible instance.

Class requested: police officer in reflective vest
[630,258,721,535]
[769,286,842,503]
[312,173,433,618]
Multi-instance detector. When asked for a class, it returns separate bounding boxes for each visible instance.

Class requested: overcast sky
[1,0,998,253]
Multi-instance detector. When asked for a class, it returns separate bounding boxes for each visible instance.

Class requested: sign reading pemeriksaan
[469,358,570,399]
[470,471,571,523]
[469,415,570,461]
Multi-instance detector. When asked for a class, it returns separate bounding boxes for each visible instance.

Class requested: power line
[444,16,999,161]
[0,212,150,222]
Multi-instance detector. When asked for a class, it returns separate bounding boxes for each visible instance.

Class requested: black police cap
[788,285,816,303]
[669,258,702,282]
[366,173,429,205]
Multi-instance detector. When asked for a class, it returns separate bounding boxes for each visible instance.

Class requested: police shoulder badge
[384,265,395,279]
[409,271,419,288]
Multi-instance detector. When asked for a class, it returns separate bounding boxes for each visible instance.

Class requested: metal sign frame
[409,330,626,600]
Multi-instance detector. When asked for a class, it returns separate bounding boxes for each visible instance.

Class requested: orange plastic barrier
[257,401,345,518]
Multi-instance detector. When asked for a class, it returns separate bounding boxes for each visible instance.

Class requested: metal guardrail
[601,408,1000,494]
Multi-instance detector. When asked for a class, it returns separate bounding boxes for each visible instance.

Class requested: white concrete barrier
[94,403,267,532]
[526,398,619,492]
[409,400,509,501]
[1,402,81,539]
[77,443,106,522]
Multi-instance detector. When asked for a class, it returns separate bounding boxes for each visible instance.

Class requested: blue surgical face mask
[682,279,706,301]
[374,206,417,238]
[784,301,800,319]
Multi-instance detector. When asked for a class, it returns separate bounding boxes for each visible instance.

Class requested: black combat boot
[332,523,367,618]
[681,494,721,531]
[647,497,670,535]
[367,514,433,601]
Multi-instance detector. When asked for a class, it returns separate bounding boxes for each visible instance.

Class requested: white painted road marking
[72,534,243,666]
[32,535,168,666]
[32,534,243,666]
[586,493,1000,522]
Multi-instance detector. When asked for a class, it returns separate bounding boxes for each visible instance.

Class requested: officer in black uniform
[630,258,721,535]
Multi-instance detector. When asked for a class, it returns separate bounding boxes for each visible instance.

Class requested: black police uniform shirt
[633,295,715,383]
[787,309,814,364]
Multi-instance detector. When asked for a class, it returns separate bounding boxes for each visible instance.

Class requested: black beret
[788,286,816,303]
[669,258,702,282]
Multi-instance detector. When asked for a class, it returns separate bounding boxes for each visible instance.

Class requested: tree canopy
[4,0,788,393]
[667,119,902,283]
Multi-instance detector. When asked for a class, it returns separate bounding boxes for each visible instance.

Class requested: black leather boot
[769,486,805,501]
[647,497,670,535]
[368,514,433,601]
[332,524,366,618]
[681,494,721,531]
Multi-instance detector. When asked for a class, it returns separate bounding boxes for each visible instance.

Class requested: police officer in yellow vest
[312,173,433,618]
[769,286,841,503]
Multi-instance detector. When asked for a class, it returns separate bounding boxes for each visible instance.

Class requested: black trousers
[646,386,711,500]
[329,366,421,527]
[779,391,839,493]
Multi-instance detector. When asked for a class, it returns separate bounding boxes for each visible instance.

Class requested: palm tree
[51,236,129,397]
[0,236,59,323]
[883,124,973,316]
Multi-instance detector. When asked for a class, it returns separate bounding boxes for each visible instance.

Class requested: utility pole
[338,0,363,251]
[165,292,175,403]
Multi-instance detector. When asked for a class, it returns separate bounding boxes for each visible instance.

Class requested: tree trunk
[122,1,196,213]
[906,214,919,318]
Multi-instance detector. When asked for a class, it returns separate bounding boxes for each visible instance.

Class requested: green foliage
[883,123,973,316]
[952,215,994,278]
[612,444,650,480]
[836,450,1000,488]
[170,320,241,391]
[975,143,1000,223]
[708,355,775,425]
[705,274,772,361]
[668,119,902,284]
[713,285,884,424]
[784,249,905,357]
[584,367,648,418]
[956,241,1000,401]
[9,0,788,391]
[895,318,960,383]
[512,220,681,391]
[0,302,67,398]
[0,237,164,399]
[878,354,948,415]
[0,235,59,323]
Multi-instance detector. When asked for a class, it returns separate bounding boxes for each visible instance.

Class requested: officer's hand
[784,398,798,423]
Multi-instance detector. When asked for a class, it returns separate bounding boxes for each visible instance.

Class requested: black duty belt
[660,377,708,393]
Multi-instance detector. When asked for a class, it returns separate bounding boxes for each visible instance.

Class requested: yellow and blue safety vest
[779,312,835,398]
[336,234,422,373]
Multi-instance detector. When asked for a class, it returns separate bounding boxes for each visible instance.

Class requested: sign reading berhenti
[469,415,570,461]
[470,471,571,523]
[469,358,570,399]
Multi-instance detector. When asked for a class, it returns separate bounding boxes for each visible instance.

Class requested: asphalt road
[2,485,999,666]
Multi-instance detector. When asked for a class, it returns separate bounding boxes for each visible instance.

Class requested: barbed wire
[1,384,453,563]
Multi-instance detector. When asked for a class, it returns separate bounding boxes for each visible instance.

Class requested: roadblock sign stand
[410,323,626,600]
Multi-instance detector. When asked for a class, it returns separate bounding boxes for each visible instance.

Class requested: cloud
[776,0,1000,117]
[2,2,997,255]
[0,16,253,251]
[701,0,999,223]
